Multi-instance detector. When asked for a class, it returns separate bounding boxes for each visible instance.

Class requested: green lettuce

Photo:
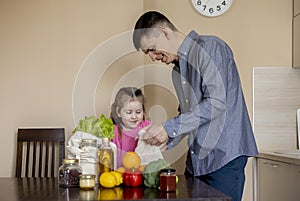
[72,114,114,140]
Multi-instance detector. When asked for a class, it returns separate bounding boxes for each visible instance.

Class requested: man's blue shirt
[163,30,258,176]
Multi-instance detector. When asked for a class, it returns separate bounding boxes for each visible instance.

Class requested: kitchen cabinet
[257,158,290,201]
[294,0,300,68]
[293,14,300,68]
[256,152,300,201]
[290,164,300,201]
[295,0,300,16]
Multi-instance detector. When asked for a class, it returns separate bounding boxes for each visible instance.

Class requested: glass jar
[58,159,82,188]
[79,139,98,182]
[159,168,176,191]
[79,174,96,190]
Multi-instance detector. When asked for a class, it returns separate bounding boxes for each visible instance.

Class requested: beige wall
[0,0,293,200]
[0,0,144,177]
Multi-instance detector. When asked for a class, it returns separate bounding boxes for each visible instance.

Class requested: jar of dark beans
[59,159,82,188]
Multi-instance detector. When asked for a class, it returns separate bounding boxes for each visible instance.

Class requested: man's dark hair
[133,11,177,50]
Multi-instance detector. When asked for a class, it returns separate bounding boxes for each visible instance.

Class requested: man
[132,11,258,201]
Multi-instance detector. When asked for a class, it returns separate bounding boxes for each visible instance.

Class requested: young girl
[110,87,151,168]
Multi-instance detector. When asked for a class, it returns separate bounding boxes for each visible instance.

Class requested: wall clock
[191,0,234,17]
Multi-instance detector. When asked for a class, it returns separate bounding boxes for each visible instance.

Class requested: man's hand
[142,124,169,146]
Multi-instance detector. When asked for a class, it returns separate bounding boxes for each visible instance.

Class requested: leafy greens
[72,114,114,140]
[143,159,170,188]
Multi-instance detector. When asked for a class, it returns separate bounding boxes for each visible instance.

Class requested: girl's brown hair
[110,87,145,131]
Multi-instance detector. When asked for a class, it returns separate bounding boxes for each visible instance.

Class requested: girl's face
[117,100,144,131]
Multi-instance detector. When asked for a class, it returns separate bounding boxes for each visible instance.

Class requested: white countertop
[258,151,300,165]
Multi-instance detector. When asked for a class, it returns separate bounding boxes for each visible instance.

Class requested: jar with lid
[79,139,98,182]
[79,174,96,190]
[79,139,97,148]
[98,138,114,180]
[58,159,82,188]
[159,168,176,191]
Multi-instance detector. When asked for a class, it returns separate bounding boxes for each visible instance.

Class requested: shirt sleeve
[163,37,232,143]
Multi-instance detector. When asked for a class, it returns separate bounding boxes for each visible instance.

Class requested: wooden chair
[15,128,65,177]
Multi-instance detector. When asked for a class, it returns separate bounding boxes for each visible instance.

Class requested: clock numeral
[192,0,233,17]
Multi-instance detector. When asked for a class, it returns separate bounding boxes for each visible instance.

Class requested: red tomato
[123,168,143,187]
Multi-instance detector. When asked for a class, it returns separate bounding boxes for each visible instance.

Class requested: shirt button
[185,99,189,103]
[182,81,186,84]
[173,132,176,136]
[191,150,194,154]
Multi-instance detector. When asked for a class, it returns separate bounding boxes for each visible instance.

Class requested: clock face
[191,0,234,17]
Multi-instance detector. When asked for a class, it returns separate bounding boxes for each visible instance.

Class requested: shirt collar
[177,30,198,60]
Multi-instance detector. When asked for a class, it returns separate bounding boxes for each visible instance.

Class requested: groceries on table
[60,114,177,192]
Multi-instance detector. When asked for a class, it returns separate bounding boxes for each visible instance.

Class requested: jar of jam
[159,168,176,191]
[58,159,82,188]
[79,174,96,190]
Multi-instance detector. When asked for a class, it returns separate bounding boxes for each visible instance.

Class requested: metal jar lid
[62,159,79,164]
[160,168,176,173]
[80,174,96,179]
[80,139,97,147]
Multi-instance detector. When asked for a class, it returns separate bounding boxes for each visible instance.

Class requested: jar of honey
[159,168,176,191]
[79,174,96,190]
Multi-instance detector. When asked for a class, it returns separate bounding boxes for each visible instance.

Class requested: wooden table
[0,175,231,201]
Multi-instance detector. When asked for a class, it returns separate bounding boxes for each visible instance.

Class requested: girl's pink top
[111,120,151,168]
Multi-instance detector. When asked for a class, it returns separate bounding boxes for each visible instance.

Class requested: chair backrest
[15,128,65,177]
